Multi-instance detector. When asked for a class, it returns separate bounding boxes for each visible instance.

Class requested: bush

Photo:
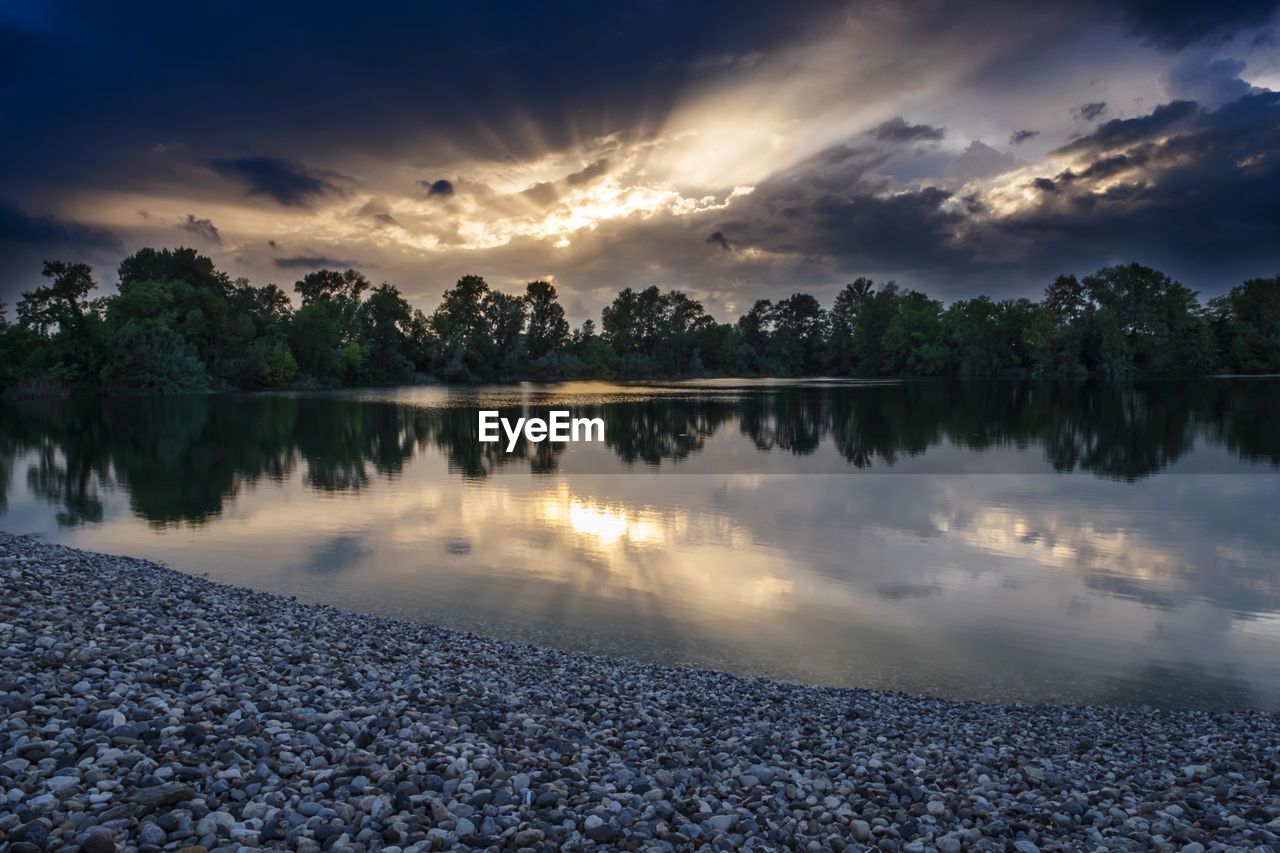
[101,322,210,394]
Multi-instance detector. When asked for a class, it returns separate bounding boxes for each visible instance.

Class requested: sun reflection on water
[537,484,665,548]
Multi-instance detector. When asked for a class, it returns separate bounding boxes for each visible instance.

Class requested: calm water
[3,379,1279,709]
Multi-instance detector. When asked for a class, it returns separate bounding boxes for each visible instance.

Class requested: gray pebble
[1,533,1276,852]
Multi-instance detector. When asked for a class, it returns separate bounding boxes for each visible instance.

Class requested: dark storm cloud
[274,255,361,270]
[708,145,970,274]
[1055,100,1198,155]
[0,200,122,302]
[177,214,221,243]
[1119,0,1280,48]
[1037,152,1153,192]
[1002,91,1280,280]
[697,87,1280,295]
[870,117,946,143]
[422,179,455,197]
[0,199,119,250]
[209,156,347,206]
[706,231,733,251]
[3,0,1279,306]
[1075,101,1108,122]
[783,185,965,265]
[0,0,846,194]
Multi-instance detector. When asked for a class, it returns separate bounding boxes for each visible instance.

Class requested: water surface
[3,379,1278,709]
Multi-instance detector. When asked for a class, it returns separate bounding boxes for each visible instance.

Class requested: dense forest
[1,246,1278,394]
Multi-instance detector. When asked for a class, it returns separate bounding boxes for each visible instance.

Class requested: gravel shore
[2,533,1279,852]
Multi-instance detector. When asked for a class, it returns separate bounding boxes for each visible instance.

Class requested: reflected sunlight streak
[537,484,665,548]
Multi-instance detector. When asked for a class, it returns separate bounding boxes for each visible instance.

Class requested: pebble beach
[2,532,1279,852]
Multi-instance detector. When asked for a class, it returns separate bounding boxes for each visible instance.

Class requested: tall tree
[17,261,108,388]
[882,290,945,376]
[430,275,503,380]
[523,280,569,362]
[1210,275,1280,373]
[602,286,713,376]
[827,278,875,374]
[849,282,901,375]
[1082,263,1210,374]
[483,289,527,375]
[295,268,370,306]
[357,283,416,385]
[17,261,99,335]
[100,279,211,393]
[116,247,236,384]
[288,269,370,384]
[769,293,828,375]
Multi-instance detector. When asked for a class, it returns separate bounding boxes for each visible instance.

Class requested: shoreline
[11,373,1280,401]
[2,534,1278,851]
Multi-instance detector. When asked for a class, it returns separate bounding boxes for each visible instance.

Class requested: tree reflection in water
[0,379,1277,529]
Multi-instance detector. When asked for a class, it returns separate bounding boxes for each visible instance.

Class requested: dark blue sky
[3,0,1278,320]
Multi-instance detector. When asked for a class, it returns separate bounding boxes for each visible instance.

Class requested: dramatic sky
[3,0,1279,321]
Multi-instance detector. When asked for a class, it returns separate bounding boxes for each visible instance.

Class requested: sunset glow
[5,2,1276,317]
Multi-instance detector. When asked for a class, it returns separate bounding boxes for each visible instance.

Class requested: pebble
[1,533,1278,851]
[81,829,117,853]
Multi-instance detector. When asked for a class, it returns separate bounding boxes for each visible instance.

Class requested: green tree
[659,290,715,375]
[1093,308,1136,378]
[850,283,901,376]
[569,319,614,377]
[16,261,108,389]
[944,296,1001,376]
[288,301,345,383]
[601,287,653,357]
[1044,274,1088,325]
[100,279,210,393]
[736,299,774,373]
[287,269,370,384]
[882,290,946,376]
[430,275,527,381]
[229,280,296,387]
[358,283,416,385]
[485,289,527,375]
[1031,275,1088,376]
[1082,263,1209,374]
[295,268,370,305]
[1209,275,1280,373]
[0,302,45,391]
[769,293,828,375]
[116,247,237,384]
[602,286,713,376]
[696,322,747,375]
[242,339,299,388]
[827,278,875,374]
[524,280,569,363]
[404,308,436,375]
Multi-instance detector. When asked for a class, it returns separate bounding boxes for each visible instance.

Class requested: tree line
[1,246,1278,394]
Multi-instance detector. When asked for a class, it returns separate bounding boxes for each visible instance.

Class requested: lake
[2,378,1279,709]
